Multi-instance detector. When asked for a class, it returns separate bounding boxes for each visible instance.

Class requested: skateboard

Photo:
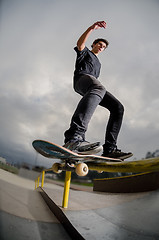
[32,140,122,176]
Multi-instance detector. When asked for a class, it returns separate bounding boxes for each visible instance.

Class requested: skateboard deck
[32,140,121,162]
[32,140,122,176]
[32,140,159,176]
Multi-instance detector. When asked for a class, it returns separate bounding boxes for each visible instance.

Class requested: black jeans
[64,75,124,149]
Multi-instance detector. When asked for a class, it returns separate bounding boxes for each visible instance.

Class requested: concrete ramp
[93,171,159,193]
[0,169,71,240]
[1,169,159,239]
[44,181,159,240]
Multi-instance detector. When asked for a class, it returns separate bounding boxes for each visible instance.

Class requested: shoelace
[114,147,121,153]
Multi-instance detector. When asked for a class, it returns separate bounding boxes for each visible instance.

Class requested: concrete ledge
[38,187,85,240]
[93,172,159,193]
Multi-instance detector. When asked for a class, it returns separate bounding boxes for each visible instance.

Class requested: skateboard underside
[32,140,159,176]
[32,140,121,163]
[32,140,122,176]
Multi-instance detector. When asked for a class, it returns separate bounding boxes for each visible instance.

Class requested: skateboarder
[64,21,132,159]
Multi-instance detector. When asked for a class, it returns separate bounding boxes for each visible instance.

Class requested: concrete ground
[1,169,159,240]
[44,180,159,240]
[0,169,71,240]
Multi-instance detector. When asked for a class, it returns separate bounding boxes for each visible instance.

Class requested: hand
[91,21,106,30]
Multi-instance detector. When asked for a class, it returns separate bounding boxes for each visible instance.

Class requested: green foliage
[0,162,19,174]
[145,149,159,159]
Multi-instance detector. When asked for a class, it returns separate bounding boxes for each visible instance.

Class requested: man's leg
[100,91,132,159]
[100,91,124,149]
[64,75,106,143]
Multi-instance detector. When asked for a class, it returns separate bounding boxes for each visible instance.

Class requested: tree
[145,149,159,159]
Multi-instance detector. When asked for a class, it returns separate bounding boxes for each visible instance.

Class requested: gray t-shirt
[74,46,101,80]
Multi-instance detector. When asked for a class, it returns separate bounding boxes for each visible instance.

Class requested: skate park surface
[1,168,159,240]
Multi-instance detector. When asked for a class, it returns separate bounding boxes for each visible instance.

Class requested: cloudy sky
[0,0,159,167]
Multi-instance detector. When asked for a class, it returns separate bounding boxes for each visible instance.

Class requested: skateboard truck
[52,160,89,176]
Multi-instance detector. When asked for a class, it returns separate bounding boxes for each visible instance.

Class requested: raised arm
[77,21,106,51]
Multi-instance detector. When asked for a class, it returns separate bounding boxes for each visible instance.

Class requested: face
[92,41,107,55]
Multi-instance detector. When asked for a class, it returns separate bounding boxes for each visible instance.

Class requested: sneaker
[63,140,81,151]
[102,147,133,160]
[63,140,103,155]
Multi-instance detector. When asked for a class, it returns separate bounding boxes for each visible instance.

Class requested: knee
[117,102,124,116]
[110,101,124,116]
[96,84,106,98]
[91,84,106,99]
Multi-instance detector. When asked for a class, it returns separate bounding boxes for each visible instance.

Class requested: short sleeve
[74,46,88,55]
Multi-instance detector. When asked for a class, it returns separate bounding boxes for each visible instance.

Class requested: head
[91,38,109,55]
